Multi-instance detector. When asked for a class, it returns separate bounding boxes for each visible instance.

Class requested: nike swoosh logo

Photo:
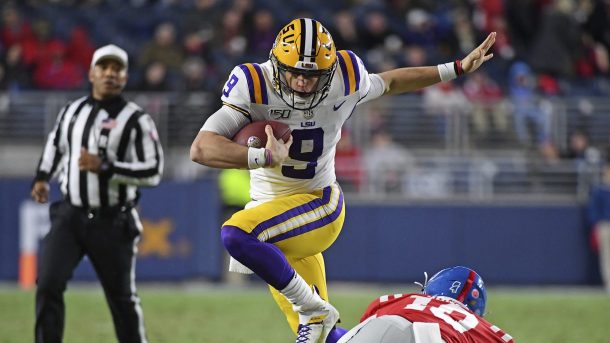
[333,100,346,111]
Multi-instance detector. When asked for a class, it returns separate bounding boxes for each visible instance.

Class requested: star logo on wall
[139,219,174,257]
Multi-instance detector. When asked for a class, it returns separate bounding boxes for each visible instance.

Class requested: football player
[337,266,515,343]
[191,18,496,343]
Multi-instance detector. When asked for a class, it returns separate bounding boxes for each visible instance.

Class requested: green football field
[1,283,608,343]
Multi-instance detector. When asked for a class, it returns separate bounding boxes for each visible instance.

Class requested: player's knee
[221,225,253,258]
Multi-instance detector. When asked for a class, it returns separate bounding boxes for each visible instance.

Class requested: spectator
[20,19,62,70]
[137,21,184,74]
[574,35,610,79]
[403,45,427,67]
[562,129,600,163]
[0,3,33,49]
[529,0,581,78]
[32,40,83,90]
[231,0,255,36]
[179,56,218,92]
[562,129,601,196]
[182,0,220,59]
[450,7,477,56]
[358,10,394,51]
[505,0,539,60]
[0,44,31,90]
[403,8,438,50]
[329,10,361,53]
[508,61,550,148]
[463,70,507,143]
[210,9,247,70]
[246,9,276,60]
[587,163,610,295]
[385,0,434,23]
[579,0,610,52]
[64,26,95,75]
[422,81,471,140]
[137,61,170,91]
[363,130,414,195]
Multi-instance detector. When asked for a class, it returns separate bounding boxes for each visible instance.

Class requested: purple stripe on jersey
[336,53,350,96]
[252,63,268,104]
[239,64,256,103]
[346,50,361,91]
[251,186,333,239]
[267,188,343,244]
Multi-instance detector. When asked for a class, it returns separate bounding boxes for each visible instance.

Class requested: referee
[30,44,163,343]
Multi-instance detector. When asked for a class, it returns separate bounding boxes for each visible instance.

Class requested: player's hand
[78,147,102,173]
[461,32,496,74]
[31,180,50,203]
[264,124,293,167]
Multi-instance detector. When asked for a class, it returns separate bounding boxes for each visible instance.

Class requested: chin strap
[414,271,429,293]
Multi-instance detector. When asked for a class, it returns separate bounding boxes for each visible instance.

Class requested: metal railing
[1,91,606,202]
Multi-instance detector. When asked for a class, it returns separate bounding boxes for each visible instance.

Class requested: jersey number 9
[282,128,324,179]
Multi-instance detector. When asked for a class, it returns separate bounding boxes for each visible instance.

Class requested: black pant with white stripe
[35,200,147,343]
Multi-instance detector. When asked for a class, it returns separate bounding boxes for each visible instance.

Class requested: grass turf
[1,283,608,342]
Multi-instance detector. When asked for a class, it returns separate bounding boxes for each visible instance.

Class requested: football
[232,121,292,148]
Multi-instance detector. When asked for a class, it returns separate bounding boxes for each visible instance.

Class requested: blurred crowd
[1,0,609,96]
[0,0,610,199]
[2,0,610,194]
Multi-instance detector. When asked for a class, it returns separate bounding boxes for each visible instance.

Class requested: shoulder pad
[336,50,364,96]
[238,63,269,105]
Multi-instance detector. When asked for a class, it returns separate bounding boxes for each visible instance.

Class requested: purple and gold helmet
[270,18,337,110]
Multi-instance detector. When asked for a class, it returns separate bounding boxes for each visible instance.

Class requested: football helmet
[270,18,337,110]
[423,266,487,316]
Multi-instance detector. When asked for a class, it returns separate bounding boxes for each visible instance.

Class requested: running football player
[191,18,496,343]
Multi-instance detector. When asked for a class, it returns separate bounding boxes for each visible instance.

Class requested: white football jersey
[219,50,384,201]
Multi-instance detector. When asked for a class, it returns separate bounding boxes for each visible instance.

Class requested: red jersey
[361,293,514,343]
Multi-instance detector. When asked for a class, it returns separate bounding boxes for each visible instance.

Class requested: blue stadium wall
[0,179,599,285]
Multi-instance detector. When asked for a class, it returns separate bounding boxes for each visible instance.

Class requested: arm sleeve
[359,74,386,105]
[111,113,164,187]
[201,105,252,139]
[34,103,70,182]
[337,50,385,106]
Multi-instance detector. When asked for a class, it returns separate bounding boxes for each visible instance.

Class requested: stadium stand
[1,0,610,202]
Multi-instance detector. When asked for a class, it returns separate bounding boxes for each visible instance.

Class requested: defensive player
[190,18,496,343]
[337,266,514,343]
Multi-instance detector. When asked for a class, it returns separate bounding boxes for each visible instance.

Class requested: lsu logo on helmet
[270,18,337,110]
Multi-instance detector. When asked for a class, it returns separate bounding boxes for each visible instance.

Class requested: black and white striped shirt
[34,95,164,208]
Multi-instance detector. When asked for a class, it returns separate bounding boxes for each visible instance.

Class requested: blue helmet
[423,266,487,316]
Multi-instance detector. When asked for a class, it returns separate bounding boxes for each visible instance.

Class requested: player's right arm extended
[379,32,496,95]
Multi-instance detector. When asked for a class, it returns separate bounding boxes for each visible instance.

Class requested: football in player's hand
[232,121,292,148]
